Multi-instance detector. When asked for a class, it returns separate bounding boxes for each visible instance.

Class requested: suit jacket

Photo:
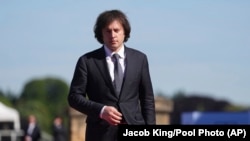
[52,124,67,141]
[23,123,41,141]
[68,46,156,141]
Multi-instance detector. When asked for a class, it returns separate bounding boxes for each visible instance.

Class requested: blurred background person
[23,114,41,141]
[52,116,67,141]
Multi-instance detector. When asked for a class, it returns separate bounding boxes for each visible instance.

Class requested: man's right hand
[101,106,123,125]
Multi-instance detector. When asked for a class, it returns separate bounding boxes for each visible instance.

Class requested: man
[52,116,67,141]
[23,115,41,141]
[68,9,156,141]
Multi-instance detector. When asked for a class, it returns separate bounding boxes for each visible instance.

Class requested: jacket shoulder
[125,46,147,58]
[79,47,105,60]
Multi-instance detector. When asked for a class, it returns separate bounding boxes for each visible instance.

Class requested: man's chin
[108,45,119,51]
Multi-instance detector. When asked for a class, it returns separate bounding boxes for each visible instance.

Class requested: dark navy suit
[68,46,156,141]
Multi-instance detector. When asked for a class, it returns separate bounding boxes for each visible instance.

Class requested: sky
[0,0,249,106]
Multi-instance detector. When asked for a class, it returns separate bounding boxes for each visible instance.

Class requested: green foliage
[172,90,186,100]
[0,90,13,107]
[15,77,70,134]
[16,100,51,132]
[224,104,248,111]
[196,104,205,111]
[0,95,13,107]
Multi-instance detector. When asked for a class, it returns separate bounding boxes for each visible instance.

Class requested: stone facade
[155,96,173,124]
[68,96,173,141]
[68,109,86,141]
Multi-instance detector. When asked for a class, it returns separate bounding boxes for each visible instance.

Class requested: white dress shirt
[104,45,126,82]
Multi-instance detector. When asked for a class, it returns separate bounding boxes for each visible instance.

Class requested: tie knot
[113,53,120,60]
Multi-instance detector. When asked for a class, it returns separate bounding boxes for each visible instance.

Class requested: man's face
[102,20,125,52]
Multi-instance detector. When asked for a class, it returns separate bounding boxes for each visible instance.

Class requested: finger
[110,119,121,125]
[113,111,122,117]
[111,114,122,121]
[107,117,120,125]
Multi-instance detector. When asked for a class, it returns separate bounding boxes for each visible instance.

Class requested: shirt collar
[104,45,125,59]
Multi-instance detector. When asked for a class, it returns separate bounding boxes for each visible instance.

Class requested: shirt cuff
[99,106,106,119]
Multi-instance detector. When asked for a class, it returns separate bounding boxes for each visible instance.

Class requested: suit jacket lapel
[94,47,117,96]
[119,47,137,98]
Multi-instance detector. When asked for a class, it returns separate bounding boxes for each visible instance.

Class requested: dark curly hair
[94,9,131,44]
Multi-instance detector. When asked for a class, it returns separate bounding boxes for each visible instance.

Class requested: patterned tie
[113,53,123,96]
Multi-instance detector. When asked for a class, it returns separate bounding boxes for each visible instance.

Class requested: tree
[0,90,13,107]
[15,77,69,134]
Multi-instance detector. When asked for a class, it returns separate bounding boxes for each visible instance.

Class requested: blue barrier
[181,111,250,124]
